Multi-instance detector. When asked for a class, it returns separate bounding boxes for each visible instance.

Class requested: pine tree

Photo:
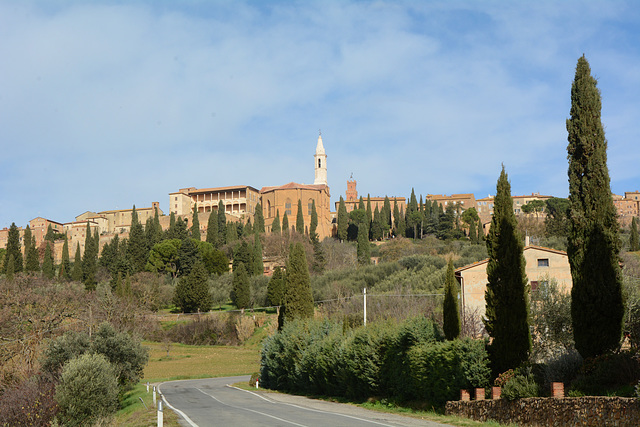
[443,259,461,340]
[631,217,640,252]
[309,200,318,242]
[253,233,263,276]
[71,243,83,282]
[267,266,285,307]
[3,222,23,274]
[217,201,227,246]
[337,196,348,242]
[231,263,251,309]
[173,260,212,313]
[567,55,624,358]
[82,223,98,290]
[484,166,531,374]
[282,212,290,237]
[191,204,201,240]
[271,210,281,235]
[254,203,265,234]
[279,243,314,329]
[206,211,219,247]
[60,235,71,280]
[128,206,148,272]
[296,199,304,235]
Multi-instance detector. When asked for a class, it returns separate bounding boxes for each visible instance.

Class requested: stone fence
[445,396,640,426]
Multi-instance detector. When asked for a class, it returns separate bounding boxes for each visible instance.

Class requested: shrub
[570,351,640,396]
[540,349,582,391]
[501,373,539,400]
[55,353,119,427]
[0,375,58,426]
[41,330,91,376]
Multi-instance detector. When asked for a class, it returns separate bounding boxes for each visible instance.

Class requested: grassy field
[142,341,261,382]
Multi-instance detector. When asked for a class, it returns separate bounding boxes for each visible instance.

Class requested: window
[318,159,321,168]
[308,199,313,215]
[537,258,549,267]
[285,199,292,216]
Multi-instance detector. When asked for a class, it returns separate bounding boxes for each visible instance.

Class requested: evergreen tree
[309,199,318,241]
[71,243,83,282]
[371,206,383,241]
[477,218,484,242]
[357,221,370,265]
[3,222,23,274]
[254,203,265,234]
[177,237,201,277]
[397,207,406,237]
[253,233,264,276]
[282,212,290,237]
[267,266,285,307]
[42,240,55,279]
[469,218,478,244]
[233,240,254,275]
[366,195,373,238]
[358,196,365,211]
[296,199,304,235]
[382,196,392,237]
[153,206,162,242]
[60,235,71,280]
[279,243,314,329]
[337,197,348,242]
[393,200,400,236]
[206,211,219,247]
[443,259,461,340]
[5,254,15,281]
[225,222,237,244]
[406,189,419,238]
[82,223,98,290]
[145,217,157,250]
[484,166,531,374]
[128,206,148,272]
[173,217,188,241]
[231,263,251,309]
[25,227,40,273]
[191,204,201,240]
[631,217,640,252]
[173,260,212,313]
[271,210,281,235]
[167,212,176,239]
[217,201,227,246]
[567,55,624,358]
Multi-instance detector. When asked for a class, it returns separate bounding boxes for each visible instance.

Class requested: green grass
[113,383,181,427]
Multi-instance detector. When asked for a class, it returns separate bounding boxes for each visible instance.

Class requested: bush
[540,349,582,391]
[570,351,640,396]
[41,330,91,376]
[0,375,58,426]
[55,353,119,427]
[501,373,539,400]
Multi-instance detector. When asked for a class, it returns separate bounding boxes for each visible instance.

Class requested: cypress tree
[371,206,383,241]
[254,202,265,234]
[217,201,227,245]
[357,221,370,265]
[567,55,624,358]
[24,226,38,272]
[231,263,251,309]
[366,194,373,230]
[253,233,263,276]
[191,204,201,240]
[383,196,392,236]
[358,196,365,211]
[71,243,83,282]
[477,218,484,242]
[296,199,304,235]
[5,254,15,281]
[3,222,23,274]
[469,218,478,244]
[282,212,290,237]
[167,212,176,238]
[177,237,201,277]
[173,260,212,313]
[337,196,348,242]
[271,210,281,235]
[279,243,314,329]
[631,217,640,252]
[484,166,531,374]
[233,241,254,275]
[443,258,461,340]
[42,241,55,279]
[128,206,148,272]
[153,206,162,242]
[267,266,285,307]
[309,199,318,242]
[393,200,400,236]
[206,211,219,247]
[225,222,237,244]
[82,223,98,290]
[397,207,406,237]
[60,235,71,280]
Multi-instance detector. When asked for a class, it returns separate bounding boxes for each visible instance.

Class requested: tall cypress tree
[282,212,290,237]
[567,55,624,358]
[393,200,400,236]
[3,222,23,274]
[630,217,640,252]
[71,243,83,282]
[191,204,201,240]
[24,226,40,273]
[469,218,478,244]
[42,242,55,279]
[279,243,314,329]
[254,202,265,234]
[337,196,348,242]
[231,263,251,309]
[271,210,281,235]
[267,266,285,307]
[128,205,148,272]
[309,200,318,242]
[296,199,304,235]
[206,211,219,247]
[60,235,71,280]
[477,218,484,242]
[484,166,531,374]
[253,233,264,276]
[357,221,370,265]
[82,223,98,290]
[443,258,461,340]
[217,201,227,246]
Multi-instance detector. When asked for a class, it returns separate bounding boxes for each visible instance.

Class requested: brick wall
[446,396,640,426]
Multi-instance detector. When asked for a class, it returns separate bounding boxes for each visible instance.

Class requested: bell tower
[314,131,327,186]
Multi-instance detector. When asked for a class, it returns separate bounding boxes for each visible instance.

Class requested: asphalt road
[159,376,452,427]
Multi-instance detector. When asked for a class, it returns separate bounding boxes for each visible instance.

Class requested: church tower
[314,132,327,186]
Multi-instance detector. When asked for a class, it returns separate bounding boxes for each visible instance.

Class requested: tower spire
[314,133,327,185]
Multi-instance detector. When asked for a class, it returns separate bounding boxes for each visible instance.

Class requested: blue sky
[2,1,640,228]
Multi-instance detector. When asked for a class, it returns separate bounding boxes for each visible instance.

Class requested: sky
[2,1,640,228]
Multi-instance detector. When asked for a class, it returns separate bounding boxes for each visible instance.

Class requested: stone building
[335,178,406,225]
[169,186,260,220]
[455,244,572,322]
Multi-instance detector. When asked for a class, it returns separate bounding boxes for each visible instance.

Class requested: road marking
[157,383,199,427]
[196,388,308,427]
[226,384,275,402]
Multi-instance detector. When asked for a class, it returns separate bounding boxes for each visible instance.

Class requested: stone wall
[445,396,640,426]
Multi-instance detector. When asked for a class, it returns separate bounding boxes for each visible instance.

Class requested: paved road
[159,376,451,427]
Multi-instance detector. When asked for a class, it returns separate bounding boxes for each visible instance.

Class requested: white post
[146,382,149,393]
[153,386,157,407]
[363,288,367,327]
[256,379,259,389]
[157,400,163,427]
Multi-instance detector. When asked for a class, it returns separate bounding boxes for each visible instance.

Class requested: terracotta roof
[260,182,328,193]
[188,185,259,194]
[455,245,567,273]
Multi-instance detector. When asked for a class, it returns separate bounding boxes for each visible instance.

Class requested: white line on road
[157,385,199,427]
